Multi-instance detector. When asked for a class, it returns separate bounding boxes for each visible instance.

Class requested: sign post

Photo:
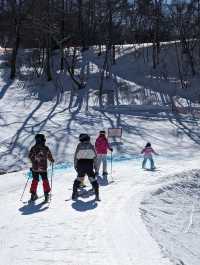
[108,128,122,138]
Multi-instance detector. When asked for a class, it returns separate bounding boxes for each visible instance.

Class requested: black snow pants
[72,159,99,198]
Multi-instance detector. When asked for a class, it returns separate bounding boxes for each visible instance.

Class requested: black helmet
[79,133,90,142]
[35,134,46,144]
[145,142,151,147]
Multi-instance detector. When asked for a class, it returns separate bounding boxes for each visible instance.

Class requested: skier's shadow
[97,175,109,186]
[72,199,97,212]
[78,188,94,198]
[19,202,49,215]
[144,168,160,172]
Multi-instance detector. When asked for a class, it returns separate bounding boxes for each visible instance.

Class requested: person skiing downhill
[95,130,113,176]
[29,134,54,202]
[141,142,158,170]
[72,133,100,201]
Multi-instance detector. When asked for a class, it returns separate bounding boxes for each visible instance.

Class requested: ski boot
[72,192,78,200]
[44,192,50,203]
[72,179,80,200]
[92,180,100,201]
[29,193,38,203]
[95,172,99,178]
[95,194,101,201]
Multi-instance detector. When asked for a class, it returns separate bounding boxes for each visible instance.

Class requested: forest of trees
[0,0,200,82]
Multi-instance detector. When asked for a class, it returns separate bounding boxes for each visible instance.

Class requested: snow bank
[141,170,200,265]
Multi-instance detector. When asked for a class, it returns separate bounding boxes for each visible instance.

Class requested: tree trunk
[112,44,116,64]
[10,23,20,79]
[60,0,65,70]
[46,37,52,81]
[46,0,52,81]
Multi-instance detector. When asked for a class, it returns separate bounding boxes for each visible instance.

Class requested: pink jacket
[141,147,157,157]
[95,135,111,154]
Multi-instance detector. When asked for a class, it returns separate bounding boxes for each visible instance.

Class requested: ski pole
[110,151,113,182]
[20,170,31,201]
[50,163,54,200]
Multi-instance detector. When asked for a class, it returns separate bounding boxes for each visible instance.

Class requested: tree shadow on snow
[72,199,97,212]
[0,80,13,99]
[18,202,49,215]
[166,112,200,145]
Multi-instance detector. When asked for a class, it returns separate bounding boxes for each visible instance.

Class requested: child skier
[28,134,54,202]
[72,133,100,201]
[95,130,113,176]
[141,142,158,170]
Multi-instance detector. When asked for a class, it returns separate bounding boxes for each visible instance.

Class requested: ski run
[1,44,200,265]
[1,155,200,265]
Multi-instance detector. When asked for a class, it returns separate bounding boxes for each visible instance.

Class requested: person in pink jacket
[141,142,159,170]
[95,130,113,176]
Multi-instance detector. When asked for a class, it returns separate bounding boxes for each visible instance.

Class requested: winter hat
[79,133,90,142]
[145,142,151,147]
[100,130,106,135]
[35,134,46,144]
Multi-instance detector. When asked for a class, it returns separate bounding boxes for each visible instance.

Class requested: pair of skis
[23,194,51,205]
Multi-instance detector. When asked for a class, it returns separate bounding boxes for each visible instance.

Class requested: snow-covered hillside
[1,44,200,265]
[1,44,200,173]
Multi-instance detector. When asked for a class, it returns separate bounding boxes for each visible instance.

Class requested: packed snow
[0,44,200,265]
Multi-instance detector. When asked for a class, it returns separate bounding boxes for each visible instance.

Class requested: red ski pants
[30,171,51,194]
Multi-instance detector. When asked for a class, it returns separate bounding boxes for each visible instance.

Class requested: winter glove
[50,159,55,164]
[110,148,113,152]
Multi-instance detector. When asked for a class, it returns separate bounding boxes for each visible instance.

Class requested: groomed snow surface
[1,156,200,265]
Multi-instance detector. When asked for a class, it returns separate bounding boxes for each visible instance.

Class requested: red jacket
[95,135,111,154]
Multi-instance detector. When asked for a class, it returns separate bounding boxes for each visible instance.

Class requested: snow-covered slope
[1,154,200,265]
[141,169,200,265]
[1,44,200,265]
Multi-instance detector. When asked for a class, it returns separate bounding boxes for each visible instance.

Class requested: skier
[95,130,113,176]
[72,133,100,201]
[141,142,158,170]
[29,134,54,202]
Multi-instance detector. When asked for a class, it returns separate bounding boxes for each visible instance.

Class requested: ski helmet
[79,133,90,142]
[145,142,151,147]
[35,134,46,144]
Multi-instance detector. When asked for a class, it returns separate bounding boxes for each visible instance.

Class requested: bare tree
[10,0,21,79]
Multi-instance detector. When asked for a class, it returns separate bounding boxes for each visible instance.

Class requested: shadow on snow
[71,198,97,212]
[18,202,49,215]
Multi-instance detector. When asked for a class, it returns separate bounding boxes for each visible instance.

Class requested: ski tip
[109,180,115,184]
[65,198,72,202]
[41,200,50,205]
